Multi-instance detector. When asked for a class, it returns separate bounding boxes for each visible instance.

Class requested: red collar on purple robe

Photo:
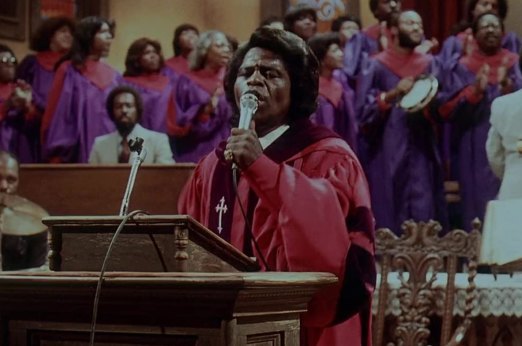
[188,67,225,95]
[165,56,190,75]
[0,82,15,121]
[124,73,169,91]
[0,82,14,102]
[459,48,518,84]
[36,51,63,71]
[319,76,343,107]
[80,59,117,90]
[374,47,432,78]
[363,23,387,40]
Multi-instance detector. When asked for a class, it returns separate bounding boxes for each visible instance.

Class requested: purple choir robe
[439,29,521,62]
[172,69,232,163]
[123,74,175,134]
[13,51,65,163]
[16,51,63,112]
[343,24,391,83]
[311,76,358,151]
[0,83,41,163]
[41,60,123,163]
[438,49,522,230]
[356,48,448,233]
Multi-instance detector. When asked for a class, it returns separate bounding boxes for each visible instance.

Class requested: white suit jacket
[89,124,174,164]
[486,89,522,199]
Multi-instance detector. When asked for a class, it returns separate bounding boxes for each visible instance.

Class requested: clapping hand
[378,21,389,51]
[415,37,440,54]
[473,64,490,95]
[498,56,513,95]
[9,79,33,111]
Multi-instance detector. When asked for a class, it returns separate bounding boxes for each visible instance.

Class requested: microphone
[231,93,258,171]
[238,93,259,130]
[119,137,147,216]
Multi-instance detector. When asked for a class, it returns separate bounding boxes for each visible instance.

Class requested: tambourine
[399,75,439,113]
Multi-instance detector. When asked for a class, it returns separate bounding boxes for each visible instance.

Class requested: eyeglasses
[0,56,16,65]
[478,23,501,31]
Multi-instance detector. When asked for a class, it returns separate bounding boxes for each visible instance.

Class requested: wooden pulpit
[0,214,338,345]
[43,214,260,273]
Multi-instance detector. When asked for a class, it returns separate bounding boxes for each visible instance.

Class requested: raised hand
[498,56,513,94]
[473,64,489,95]
[378,21,389,51]
[383,76,415,103]
[9,79,33,110]
[462,28,474,57]
[225,120,263,169]
[415,37,439,54]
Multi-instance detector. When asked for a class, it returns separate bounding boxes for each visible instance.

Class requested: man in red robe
[178,27,376,346]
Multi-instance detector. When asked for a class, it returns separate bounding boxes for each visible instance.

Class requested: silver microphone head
[240,93,259,113]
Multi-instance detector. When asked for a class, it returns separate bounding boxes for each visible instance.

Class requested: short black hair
[471,12,504,35]
[283,4,317,32]
[331,15,361,32]
[224,27,319,121]
[105,85,143,122]
[308,32,341,62]
[260,15,283,28]
[370,0,403,16]
[124,37,165,76]
[0,43,15,57]
[30,16,75,52]
[467,0,508,23]
[172,23,199,56]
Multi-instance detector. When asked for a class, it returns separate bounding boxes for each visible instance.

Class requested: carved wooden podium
[0,215,337,346]
[44,214,260,273]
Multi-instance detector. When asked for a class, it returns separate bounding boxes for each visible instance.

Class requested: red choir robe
[178,119,376,346]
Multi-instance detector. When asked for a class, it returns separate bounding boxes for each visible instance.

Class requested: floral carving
[374,220,481,346]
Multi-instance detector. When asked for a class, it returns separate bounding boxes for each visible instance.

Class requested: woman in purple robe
[308,33,358,151]
[41,16,123,163]
[172,30,233,163]
[0,44,40,163]
[438,13,522,230]
[439,0,520,61]
[163,24,199,79]
[14,17,75,163]
[123,38,175,135]
[16,16,75,114]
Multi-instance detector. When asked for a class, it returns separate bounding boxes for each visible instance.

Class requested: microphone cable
[232,167,271,271]
[89,209,148,346]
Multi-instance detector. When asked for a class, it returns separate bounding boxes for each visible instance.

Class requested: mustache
[243,90,263,100]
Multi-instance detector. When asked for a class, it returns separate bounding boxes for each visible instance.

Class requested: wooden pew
[18,164,196,216]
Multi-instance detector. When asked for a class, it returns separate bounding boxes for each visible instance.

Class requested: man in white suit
[89,86,174,164]
[486,88,522,200]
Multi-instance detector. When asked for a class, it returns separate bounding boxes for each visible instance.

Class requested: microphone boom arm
[119,137,147,216]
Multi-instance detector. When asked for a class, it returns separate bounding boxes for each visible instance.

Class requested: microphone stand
[119,137,147,216]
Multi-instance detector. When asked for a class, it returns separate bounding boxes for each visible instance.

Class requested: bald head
[391,10,424,49]
[0,151,19,194]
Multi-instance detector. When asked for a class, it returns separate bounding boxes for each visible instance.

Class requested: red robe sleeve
[242,141,375,329]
